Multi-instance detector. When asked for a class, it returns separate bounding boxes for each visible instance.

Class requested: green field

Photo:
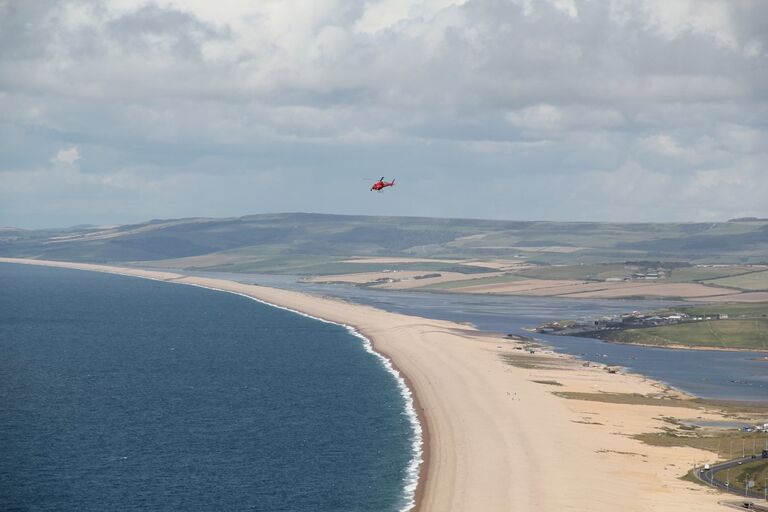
[665,266,757,282]
[704,270,768,291]
[675,302,768,318]
[603,319,768,350]
[553,392,699,408]
[417,273,527,290]
[191,251,491,276]
[637,430,768,460]
[513,263,630,281]
[511,263,761,284]
[263,260,452,275]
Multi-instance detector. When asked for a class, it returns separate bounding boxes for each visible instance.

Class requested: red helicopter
[370,177,395,192]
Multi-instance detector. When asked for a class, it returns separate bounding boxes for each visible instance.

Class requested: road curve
[695,455,767,500]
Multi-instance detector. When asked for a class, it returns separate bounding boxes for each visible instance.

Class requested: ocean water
[0,263,417,512]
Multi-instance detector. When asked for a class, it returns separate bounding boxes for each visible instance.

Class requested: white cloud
[551,0,578,18]
[681,166,768,220]
[716,124,765,153]
[52,146,81,164]
[505,105,563,131]
[585,161,672,201]
[1,0,767,226]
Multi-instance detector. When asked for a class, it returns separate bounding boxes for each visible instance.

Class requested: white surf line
[180,282,424,512]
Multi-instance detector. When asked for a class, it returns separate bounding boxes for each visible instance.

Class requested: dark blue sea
[0,263,418,512]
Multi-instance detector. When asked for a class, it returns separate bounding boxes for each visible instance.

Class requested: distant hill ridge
[1,213,766,267]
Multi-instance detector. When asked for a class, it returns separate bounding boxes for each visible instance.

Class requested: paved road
[695,455,767,500]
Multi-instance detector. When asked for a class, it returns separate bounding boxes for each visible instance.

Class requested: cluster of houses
[604,268,669,282]
[372,272,442,285]
[537,311,729,334]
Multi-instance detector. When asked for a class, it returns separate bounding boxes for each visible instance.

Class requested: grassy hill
[603,319,768,350]
[2,213,767,273]
[596,303,768,351]
[703,270,768,291]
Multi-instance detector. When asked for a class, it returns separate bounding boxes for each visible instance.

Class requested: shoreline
[2,258,749,511]
[182,283,427,511]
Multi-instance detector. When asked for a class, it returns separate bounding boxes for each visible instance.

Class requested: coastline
[1,258,743,511]
[183,283,426,511]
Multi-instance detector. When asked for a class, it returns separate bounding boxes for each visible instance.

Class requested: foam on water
[182,283,424,512]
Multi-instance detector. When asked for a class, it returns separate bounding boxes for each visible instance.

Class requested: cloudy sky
[1,0,766,228]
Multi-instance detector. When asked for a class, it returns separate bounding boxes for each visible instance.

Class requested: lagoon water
[292,283,768,402]
[0,264,414,511]
[187,271,767,403]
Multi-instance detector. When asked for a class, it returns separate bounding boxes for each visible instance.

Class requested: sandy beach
[1,257,738,511]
